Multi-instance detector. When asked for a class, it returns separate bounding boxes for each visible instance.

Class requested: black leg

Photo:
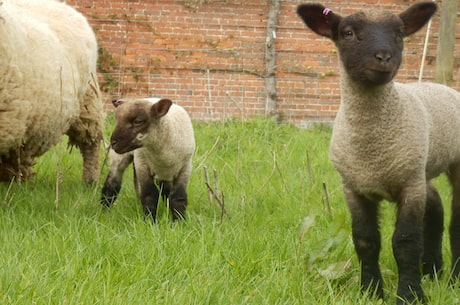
[169,185,188,221]
[422,182,444,278]
[344,187,384,300]
[139,180,160,222]
[159,180,172,202]
[100,150,133,208]
[101,182,122,208]
[393,185,425,305]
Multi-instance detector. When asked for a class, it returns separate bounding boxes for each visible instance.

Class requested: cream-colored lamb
[101,98,195,222]
[0,0,104,182]
[298,2,460,304]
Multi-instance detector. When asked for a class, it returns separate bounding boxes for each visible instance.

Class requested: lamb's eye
[344,30,354,39]
[133,119,145,126]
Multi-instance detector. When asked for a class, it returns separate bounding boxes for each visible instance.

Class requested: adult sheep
[0,0,104,182]
[297,2,460,304]
[101,98,195,222]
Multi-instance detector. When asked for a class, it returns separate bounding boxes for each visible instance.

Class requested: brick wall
[67,0,460,126]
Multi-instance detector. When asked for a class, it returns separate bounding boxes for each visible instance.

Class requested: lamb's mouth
[111,142,141,154]
[364,68,395,84]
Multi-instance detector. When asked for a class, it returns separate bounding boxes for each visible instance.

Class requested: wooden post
[435,0,459,85]
[264,0,280,116]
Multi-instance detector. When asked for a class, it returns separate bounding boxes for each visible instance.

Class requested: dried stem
[203,167,228,222]
[203,166,213,204]
[256,151,285,194]
[306,150,314,181]
[195,136,220,170]
[205,180,228,222]
[322,181,332,216]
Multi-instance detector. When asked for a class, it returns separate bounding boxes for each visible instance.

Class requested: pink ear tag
[323,8,332,16]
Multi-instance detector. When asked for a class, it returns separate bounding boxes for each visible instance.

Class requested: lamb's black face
[111,103,150,154]
[336,12,404,86]
[297,2,436,87]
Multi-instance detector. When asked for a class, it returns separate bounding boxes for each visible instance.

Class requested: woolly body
[297,2,460,304]
[0,0,104,182]
[332,81,460,201]
[101,98,195,222]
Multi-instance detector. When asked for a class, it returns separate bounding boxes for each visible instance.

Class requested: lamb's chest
[329,128,426,201]
[134,148,185,182]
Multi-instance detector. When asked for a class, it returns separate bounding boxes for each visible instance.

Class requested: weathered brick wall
[67,0,460,126]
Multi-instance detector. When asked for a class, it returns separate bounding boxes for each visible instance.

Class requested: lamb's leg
[343,186,384,299]
[422,182,444,278]
[134,163,160,222]
[448,163,460,282]
[393,183,425,305]
[169,184,188,221]
[101,150,133,207]
[168,164,191,221]
[159,180,172,202]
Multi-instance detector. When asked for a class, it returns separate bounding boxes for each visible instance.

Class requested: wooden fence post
[264,0,280,116]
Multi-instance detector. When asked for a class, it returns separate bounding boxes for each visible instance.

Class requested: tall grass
[0,117,458,304]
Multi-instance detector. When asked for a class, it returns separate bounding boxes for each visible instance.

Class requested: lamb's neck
[143,119,171,152]
[339,74,403,121]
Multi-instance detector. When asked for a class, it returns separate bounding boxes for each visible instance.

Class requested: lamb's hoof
[100,183,121,208]
[396,286,424,305]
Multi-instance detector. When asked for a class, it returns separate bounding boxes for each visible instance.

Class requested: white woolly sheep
[101,98,195,222]
[298,2,460,304]
[0,0,104,182]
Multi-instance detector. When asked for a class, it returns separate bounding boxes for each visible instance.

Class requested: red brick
[66,0,460,125]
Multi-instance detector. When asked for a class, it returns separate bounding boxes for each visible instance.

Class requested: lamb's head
[110,98,172,154]
[297,2,437,86]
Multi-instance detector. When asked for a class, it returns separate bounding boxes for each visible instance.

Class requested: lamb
[297,2,460,304]
[0,0,104,183]
[101,98,195,222]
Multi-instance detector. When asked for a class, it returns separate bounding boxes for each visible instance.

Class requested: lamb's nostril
[375,51,392,64]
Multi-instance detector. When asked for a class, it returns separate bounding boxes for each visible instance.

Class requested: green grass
[0,117,459,304]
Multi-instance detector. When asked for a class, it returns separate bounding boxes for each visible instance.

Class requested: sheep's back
[401,82,460,179]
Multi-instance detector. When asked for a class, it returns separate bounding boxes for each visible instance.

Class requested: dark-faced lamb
[0,0,104,183]
[101,98,195,222]
[297,2,460,304]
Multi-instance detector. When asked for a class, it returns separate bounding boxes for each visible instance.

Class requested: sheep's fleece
[0,0,104,182]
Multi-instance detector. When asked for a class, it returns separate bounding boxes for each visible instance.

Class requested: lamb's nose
[375,51,392,64]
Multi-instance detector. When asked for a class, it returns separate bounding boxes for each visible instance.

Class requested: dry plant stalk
[305,150,314,181]
[256,151,286,194]
[195,136,220,170]
[203,166,213,204]
[203,166,228,221]
[322,181,332,216]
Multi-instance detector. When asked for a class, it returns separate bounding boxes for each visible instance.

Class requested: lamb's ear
[297,4,341,40]
[112,99,124,107]
[151,99,173,119]
[399,1,437,37]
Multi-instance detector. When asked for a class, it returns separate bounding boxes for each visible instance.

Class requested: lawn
[0,117,458,304]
